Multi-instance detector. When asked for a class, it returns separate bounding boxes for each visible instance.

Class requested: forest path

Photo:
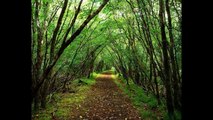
[68,73,142,120]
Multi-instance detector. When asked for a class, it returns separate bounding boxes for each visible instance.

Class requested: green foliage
[70,78,96,88]
[111,74,118,80]
[147,98,158,109]
[141,110,158,120]
[79,78,96,86]
[174,110,182,120]
[89,72,99,79]
[113,78,165,119]
[32,0,181,118]
[162,110,182,120]
[32,77,96,120]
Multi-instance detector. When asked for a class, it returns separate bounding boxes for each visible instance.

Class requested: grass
[89,72,100,79]
[141,110,158,120]
[32,78,96,120]
[32,72,181,120]
[111,74,119,80]
[112,75,163,120]
[162,110,182,120]
[113,75,182,120]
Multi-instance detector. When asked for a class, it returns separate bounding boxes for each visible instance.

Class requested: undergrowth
[32,77,96,120]
[112,74,181,120]
[112,74,164,120]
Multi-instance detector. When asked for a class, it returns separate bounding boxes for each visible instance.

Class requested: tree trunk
[40,79,49,109]
[154,67,161,105]
[165,0,181,111]
[31,0,109,102]
[159,0,175,119]
[33,93,39,111]
[121,66,129,85]
[50,0,68,62]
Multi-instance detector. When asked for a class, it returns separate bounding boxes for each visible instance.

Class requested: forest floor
[66,73,142,120]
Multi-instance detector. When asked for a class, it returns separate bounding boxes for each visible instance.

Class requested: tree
[32,0,109,110]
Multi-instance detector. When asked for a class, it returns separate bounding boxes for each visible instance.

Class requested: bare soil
[67,74,142,120]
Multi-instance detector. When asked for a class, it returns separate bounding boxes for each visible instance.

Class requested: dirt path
[68,74,142,120]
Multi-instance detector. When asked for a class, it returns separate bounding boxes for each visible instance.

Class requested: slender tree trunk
[121,66,129,85]
[159,0,175,119]
[33,92,39,111]
[154,67,161,105]
[165,0,181,111]
[40,79,49,109]
[31,0,109,102]
[32,0,43,109]
[50,0,68,62]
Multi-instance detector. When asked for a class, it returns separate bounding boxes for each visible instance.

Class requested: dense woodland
[31,0,181,119]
